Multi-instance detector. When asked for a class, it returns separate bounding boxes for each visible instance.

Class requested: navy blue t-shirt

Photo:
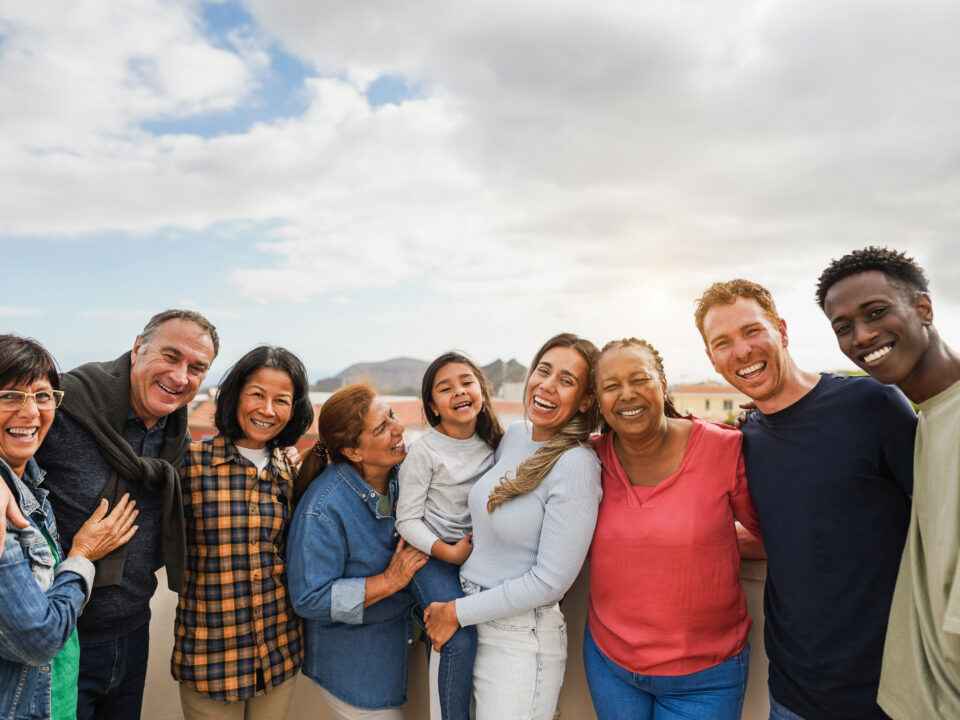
[741,374,915,720]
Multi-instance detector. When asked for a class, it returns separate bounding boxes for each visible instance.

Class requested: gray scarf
[59,352,187,592]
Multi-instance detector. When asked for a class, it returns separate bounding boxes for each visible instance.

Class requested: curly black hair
[816,246,929,308]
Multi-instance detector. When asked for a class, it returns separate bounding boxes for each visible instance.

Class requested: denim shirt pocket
[17,524,56,593]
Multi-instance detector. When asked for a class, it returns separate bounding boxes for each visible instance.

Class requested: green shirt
[879,379,960,718]
[39,526,80,720]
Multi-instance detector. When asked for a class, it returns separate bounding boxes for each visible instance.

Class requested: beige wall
[147,563,769,719]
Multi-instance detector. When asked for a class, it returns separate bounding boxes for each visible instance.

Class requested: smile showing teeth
[533,396,557,411]
[250,419,274,428]
[157,382,183,395]
[736,362,766,378]
[863,345,892,364]
[7,428,38,438]
[454,401,472,410]
[391,440,404,451]
[618,407,644,417]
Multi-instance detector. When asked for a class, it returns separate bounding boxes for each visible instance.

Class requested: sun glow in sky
[3,0,959,384]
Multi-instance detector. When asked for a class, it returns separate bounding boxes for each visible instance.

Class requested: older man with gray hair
[1,309,218,720]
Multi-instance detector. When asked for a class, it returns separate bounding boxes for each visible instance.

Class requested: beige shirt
[879,379,960,719]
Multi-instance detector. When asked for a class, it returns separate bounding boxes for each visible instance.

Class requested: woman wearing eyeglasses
[0,335,139,720]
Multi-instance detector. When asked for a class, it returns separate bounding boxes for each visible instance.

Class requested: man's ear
[131,335,144,364]
[912,292,934,327]
[778,318,789,349]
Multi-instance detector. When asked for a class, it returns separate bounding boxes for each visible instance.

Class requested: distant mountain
[311,356,527,396]
[481,358,527,393]
[312,357,428,395]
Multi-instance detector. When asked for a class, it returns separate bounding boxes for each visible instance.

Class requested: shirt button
[41,665,51,672]
[407,638,413,645]
[393,532,399,538]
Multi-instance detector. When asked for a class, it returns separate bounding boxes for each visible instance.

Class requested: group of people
[0,245,957,720]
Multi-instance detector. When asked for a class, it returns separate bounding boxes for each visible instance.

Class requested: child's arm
[395,443,445,555]
[431,533,473,565]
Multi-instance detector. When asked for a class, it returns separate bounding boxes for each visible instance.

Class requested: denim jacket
[0,457,94,720]
[288,462,417,709]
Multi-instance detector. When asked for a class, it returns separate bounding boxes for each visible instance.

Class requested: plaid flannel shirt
[171,436,302,700]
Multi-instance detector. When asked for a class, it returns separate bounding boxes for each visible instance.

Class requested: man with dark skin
[819,246,960,719]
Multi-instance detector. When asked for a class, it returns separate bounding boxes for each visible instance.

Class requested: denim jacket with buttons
[288,462,416,709]
[0,457,95,720]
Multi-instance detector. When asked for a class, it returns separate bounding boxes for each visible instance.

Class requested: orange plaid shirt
[171,436,302,700]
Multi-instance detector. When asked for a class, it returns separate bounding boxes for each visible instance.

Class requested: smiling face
[823,270,932,387]
[702,296,790,405]
[129,318,216,428]
[429,362,484,438]
[526,346,593,442]
[234,367,295,450]
[0,378,56,477]
[596,346,667,441]
[344,397,407,486]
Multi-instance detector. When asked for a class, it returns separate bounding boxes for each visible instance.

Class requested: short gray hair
[138,309,219,358]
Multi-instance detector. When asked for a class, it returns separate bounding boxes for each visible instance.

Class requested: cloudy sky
[2,0,959,384]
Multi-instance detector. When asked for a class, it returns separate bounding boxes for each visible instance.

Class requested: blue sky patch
[140,1,314,138]
[366,74,423,108]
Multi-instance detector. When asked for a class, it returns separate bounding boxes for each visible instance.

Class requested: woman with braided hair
[583,338,764,720]
[424,333,602,720]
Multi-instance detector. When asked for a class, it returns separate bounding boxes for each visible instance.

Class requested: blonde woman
[424,333,602,720]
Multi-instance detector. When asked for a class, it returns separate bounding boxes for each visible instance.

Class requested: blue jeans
[76,622,150,720]
[768,691,807,720]
[583,622,749,720]
[410,557,476,720]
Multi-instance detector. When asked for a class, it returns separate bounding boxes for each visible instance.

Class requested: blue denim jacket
[288,462,416,709]
[0,457,94,720]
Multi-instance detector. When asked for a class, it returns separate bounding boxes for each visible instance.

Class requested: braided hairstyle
[596,338,682,433]
[816,246,929,308]
[487,333,599,512]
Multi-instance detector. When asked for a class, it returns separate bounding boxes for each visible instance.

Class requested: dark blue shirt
[35,407,167,641]
[741,374,916,720]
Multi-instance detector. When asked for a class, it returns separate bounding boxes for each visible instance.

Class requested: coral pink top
[588,418,763,676]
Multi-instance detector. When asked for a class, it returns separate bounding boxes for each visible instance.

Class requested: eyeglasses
[0,389,65,411]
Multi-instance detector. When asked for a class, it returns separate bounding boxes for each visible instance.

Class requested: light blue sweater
[455,422,601,627]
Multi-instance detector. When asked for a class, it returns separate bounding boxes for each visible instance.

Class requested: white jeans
[466,584,567,720]
[317,687,404,720]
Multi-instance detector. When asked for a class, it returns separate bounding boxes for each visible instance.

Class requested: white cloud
[3,0,960,377]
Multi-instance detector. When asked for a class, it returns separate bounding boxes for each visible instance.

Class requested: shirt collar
[208,434,286,471]
[0,456,45,516]
[336,462,398,518]
[126,404,168,432]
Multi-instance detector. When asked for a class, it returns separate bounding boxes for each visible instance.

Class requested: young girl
[395,352,504,720]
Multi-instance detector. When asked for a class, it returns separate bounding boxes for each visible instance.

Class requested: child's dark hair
[816,246,929,308]
[214,345,314,448]
[421,351,503,451]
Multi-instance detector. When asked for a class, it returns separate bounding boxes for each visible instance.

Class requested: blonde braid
[487,414,592,512]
